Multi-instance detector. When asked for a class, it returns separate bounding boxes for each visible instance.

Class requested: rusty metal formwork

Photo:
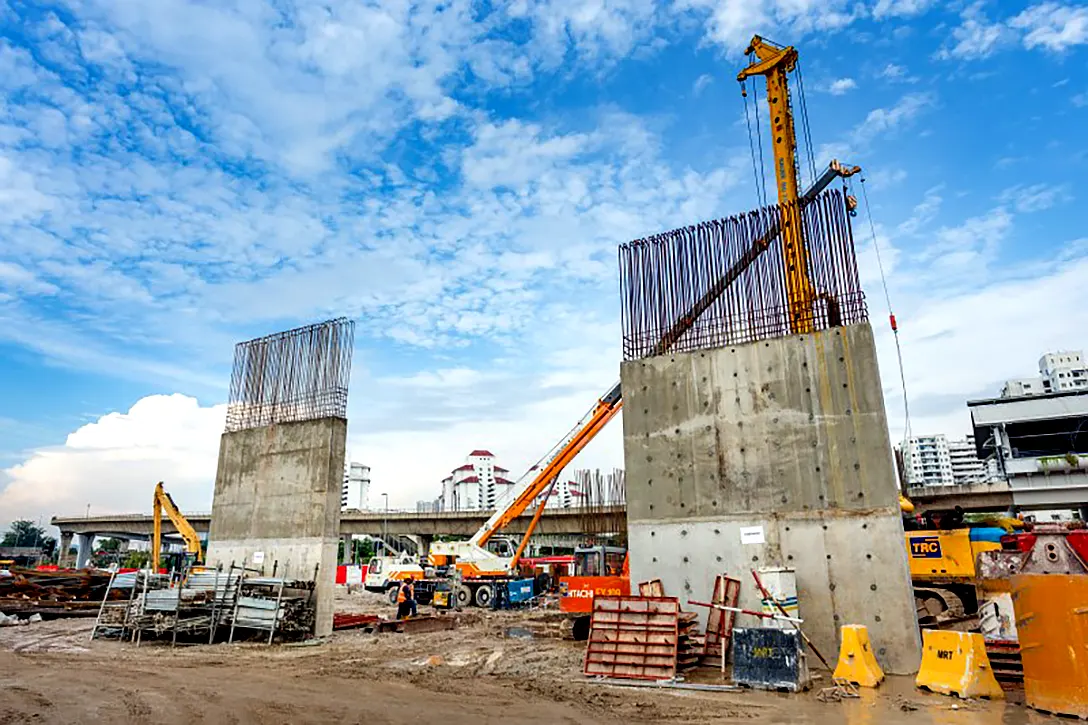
[225,317,355,432]
[617,189,866,361]
[584,596,680,681]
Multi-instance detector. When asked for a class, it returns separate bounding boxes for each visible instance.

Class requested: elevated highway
[51,505,627,567]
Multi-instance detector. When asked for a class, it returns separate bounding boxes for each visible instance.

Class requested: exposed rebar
[618,189,866,361]
[225,317,355,432]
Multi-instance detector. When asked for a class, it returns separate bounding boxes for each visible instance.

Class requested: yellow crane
[151,481,204,571]
[736,35,817,335]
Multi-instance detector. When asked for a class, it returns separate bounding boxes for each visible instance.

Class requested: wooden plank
[638,579,666,597]
[704,575,741,660]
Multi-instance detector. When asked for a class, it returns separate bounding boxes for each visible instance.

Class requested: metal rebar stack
[575,468,626,541]
[224,317,355,432]
[618,188,866,361]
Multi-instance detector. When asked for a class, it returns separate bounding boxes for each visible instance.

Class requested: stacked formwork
[617,190,921,674]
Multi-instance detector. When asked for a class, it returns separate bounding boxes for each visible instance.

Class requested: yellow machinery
[737,36,817,335]
[899,493,1023,623]
[152,481,204,572]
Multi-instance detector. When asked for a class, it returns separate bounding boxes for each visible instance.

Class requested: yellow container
[1011,574,1088,718]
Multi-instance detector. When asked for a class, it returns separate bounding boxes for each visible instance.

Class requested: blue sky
[0,0,1086,529]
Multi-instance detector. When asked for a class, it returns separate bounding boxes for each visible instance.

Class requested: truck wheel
[474,584,493,607]
[386,585,399,605]
[455,584,472,607]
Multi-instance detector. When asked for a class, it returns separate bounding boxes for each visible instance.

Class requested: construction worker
[396,578,417,620]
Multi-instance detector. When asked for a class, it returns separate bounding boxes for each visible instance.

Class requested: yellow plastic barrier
[832,625,885,687]
[915,630,1004,700]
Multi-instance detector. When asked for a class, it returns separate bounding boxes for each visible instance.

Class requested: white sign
[740,526,765,545]
[252,551,265,564]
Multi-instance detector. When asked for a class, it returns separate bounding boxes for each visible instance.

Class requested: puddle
[503,627,536,640]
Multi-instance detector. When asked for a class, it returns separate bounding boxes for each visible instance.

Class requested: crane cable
[742,83,768,209]
[856,175,913,481]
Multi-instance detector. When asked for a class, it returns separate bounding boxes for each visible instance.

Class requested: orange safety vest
[397,581,412,603]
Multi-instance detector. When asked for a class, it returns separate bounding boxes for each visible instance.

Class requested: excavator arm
[152,481,204,570]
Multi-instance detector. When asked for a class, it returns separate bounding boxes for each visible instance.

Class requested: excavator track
[914,586,972,627]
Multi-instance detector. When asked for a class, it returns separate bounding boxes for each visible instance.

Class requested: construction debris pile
[90,566,318,646]
[0,568,122,618]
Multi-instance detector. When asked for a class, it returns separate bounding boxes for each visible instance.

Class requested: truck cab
[364,554,424,600]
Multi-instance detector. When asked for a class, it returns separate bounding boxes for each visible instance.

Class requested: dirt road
[0,601,1051,725]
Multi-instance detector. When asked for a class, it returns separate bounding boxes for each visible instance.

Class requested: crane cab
[557,544,630,614]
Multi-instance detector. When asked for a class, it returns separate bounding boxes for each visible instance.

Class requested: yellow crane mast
[736,35,816,335]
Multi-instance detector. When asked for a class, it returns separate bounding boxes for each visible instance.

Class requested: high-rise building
[900,435,955,487]
[438,450,516,511]
[341,462,371,510]
[899,434,997,487]
[1002,350,1088,397]
[948,435,987,485]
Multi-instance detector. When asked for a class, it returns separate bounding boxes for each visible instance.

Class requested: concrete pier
[620,322,922,674]
[205,417,346,637]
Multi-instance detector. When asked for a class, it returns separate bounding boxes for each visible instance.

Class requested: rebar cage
[618,189,867,361]
[224,317,355,432]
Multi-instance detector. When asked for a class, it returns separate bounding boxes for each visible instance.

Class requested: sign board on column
[740,526,765,545]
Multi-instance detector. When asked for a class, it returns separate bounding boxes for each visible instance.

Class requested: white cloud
[878,63,918,83]
[866,167,908,191]
[693,73,714,96]
[878,252,1088,440]
[1074,92,1088,107]
[873,0,935,19]
[677,0,861,54]
[1010,2,1088,52]
[0,261,59,296]
[818,92,934,163]
[937,1,1087,60]
[935,2,1011,60]
[998,183,1072,213]
[827,77,858,95]
[897,186,943,235]
[0,395,225,530]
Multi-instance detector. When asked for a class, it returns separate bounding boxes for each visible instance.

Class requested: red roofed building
[437,450,516,511]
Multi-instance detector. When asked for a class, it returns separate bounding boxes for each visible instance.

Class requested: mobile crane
[151,481,205,575]
[426,36,862,612]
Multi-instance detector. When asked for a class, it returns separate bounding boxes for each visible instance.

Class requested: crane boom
[152,481,204,570]
[444,36,858,577]
[472,382,622,547]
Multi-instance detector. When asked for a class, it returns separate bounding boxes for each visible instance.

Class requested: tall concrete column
[58,532,73,567]
[621,322,922,675]
[205,417,346,638]
[75,533,94,569]
[340,534,352,563]
[417,535,433,559]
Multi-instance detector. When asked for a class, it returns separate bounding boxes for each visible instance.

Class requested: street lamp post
[382,493,389,556]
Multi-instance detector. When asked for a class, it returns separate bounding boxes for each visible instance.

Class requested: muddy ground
[0,589,1056,724]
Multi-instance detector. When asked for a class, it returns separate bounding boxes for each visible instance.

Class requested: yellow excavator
[152,481,204,574]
